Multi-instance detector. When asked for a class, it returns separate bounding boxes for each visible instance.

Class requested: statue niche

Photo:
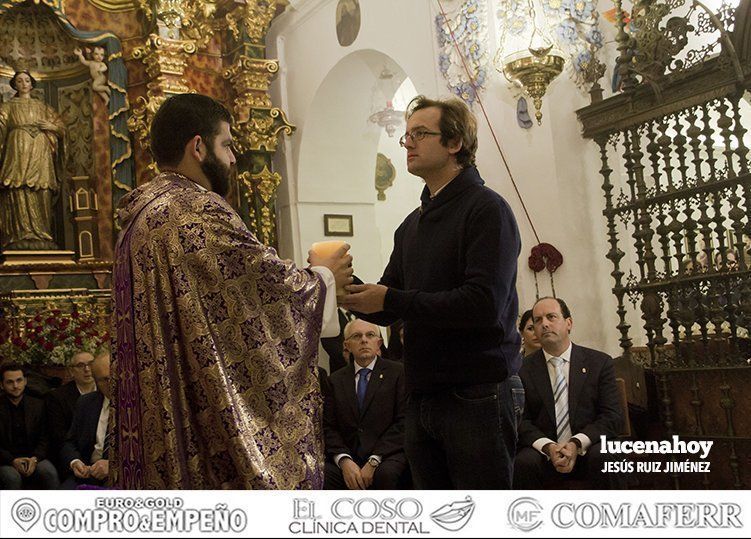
[0,2,101,261]
[0,70,65,250]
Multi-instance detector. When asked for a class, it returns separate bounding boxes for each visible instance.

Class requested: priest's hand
[340,458,366,490]
[90,459,109,481]
[308,244,353,290]
[339,284,387,313]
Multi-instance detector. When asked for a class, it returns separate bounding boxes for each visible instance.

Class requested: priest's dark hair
[150,93,232,167]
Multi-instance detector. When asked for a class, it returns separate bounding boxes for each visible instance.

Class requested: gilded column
[128,1,198,181]
[222,0,294,247]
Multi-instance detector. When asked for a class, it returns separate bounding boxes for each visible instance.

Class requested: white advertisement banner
[0,490,748,538]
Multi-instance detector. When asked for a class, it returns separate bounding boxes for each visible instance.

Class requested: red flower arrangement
[0,308,109,366]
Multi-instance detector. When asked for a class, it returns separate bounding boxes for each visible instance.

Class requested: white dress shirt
[90,396,110,463]
[532,343,592,457]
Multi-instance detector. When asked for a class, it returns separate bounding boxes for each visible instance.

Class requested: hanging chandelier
[368,67,405,137]
[495,0,566,125]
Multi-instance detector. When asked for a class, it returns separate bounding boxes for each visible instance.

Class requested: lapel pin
[582,368,587,374]
[379,374,384,379]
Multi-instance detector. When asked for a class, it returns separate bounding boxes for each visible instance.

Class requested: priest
[111,93,352,489]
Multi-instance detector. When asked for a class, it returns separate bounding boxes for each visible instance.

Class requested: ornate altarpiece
[0,0,292,351]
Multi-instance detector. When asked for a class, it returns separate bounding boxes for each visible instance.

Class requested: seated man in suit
[47,350,97,476]
[0,362,60,489]
[324,319,408,489]
[60,350,112,488]
[514,297,624,489]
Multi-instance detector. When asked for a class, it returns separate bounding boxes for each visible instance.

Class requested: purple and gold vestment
[111,172,325,489]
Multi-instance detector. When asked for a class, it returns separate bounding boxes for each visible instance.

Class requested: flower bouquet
[0,308,109,366]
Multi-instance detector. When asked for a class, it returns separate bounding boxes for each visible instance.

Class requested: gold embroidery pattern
[113,173,325,489]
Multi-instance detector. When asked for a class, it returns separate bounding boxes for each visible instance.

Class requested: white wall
[268,0,629,357]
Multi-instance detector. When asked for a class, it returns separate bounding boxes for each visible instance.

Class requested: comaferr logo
[551,502,743,529]
[430,497,475,532]
[508,497,543,532]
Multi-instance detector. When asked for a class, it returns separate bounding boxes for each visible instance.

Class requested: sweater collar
[419,166,483,214]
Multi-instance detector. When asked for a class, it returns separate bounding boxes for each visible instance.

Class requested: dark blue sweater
[362,166,521,394]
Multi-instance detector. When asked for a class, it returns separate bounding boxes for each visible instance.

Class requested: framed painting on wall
[324,214,353,237]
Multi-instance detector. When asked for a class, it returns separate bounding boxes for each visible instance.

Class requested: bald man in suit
[323,319,408,490]
[514,297,624,489]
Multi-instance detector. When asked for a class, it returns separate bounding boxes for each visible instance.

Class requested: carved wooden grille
[577,0,751,488]
[594,93,751,368]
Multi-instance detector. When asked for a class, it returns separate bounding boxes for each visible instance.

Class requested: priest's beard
[201,147,233,197]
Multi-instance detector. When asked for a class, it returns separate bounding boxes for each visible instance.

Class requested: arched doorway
[286,49,419,283]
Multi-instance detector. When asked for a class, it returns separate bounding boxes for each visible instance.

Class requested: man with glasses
[323,319,408,489]
[60,351,113,488]
[341,95,521,489]
[46,351,97,478]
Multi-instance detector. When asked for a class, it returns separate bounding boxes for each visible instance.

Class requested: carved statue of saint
[0,71,65,251]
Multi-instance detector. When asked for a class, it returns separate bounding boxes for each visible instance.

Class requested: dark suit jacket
[0,394,49,464]
[46,381,82,463]
[60,392,105,467]
[321,309,353,374]
[518,344,623,449]
[324,357,406,464]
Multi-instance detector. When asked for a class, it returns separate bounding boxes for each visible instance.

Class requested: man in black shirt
[0,363,60,489]
[341,95,521,489]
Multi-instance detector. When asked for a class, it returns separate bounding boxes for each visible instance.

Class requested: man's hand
[360,461,376,489]
[543,442,569,470]
[340,458,366,490]
[339,284,387,313]
[90,459,109,481]
[555,441,578,474]
[11,457,28,476]
[308,244,354,291]
[25,457,37,477]
[71,460,90,479]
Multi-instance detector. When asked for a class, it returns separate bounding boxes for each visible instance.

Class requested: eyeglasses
[346,331,380,341]
[398,129,442,147]
[71,360,94,371]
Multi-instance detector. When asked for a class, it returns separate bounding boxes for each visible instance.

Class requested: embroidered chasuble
[111,173,325,489]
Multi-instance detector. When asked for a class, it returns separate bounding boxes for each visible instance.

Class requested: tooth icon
[12,498,41,532]
[430,496,475,532]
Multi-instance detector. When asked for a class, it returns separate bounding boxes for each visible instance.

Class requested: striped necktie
[103,426,111,459]
[549,357,572,443]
